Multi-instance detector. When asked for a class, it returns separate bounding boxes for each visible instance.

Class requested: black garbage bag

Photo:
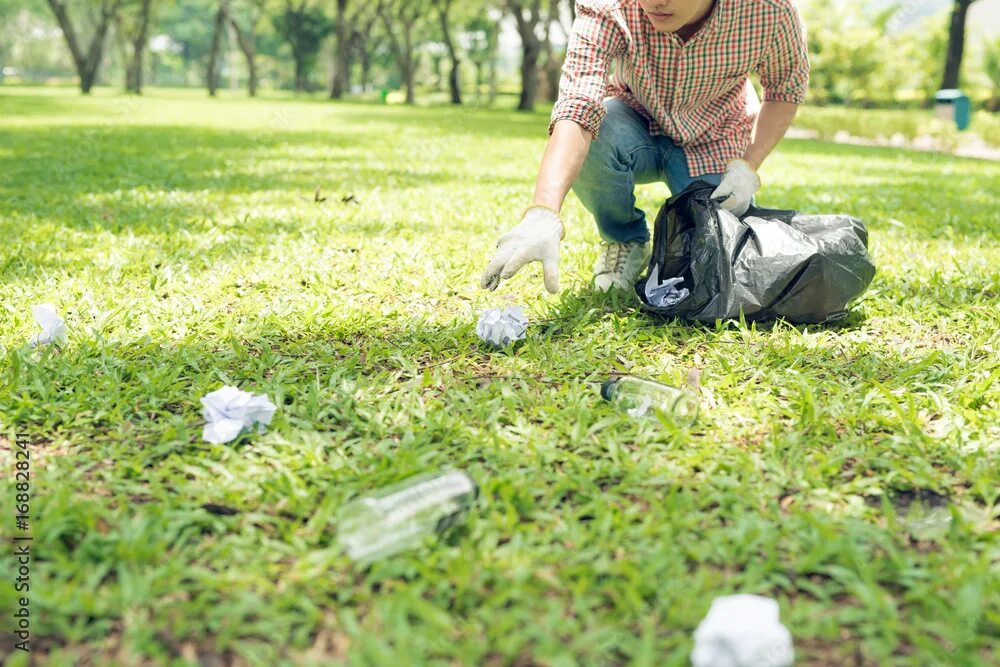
[635,182,876,324]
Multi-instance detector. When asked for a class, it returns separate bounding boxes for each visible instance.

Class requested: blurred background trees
[0,0,998,113]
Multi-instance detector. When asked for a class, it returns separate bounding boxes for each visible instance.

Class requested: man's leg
[661,139,722,194]
[572,99,664,244]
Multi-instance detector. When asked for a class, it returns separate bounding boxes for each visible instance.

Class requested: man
[481,0,810,294]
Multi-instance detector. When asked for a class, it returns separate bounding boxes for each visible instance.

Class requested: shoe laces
[601,242,632,274]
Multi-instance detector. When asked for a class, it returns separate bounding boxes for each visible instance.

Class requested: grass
[0,86,998,666]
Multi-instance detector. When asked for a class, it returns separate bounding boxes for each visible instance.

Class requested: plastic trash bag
[635,182,876,324]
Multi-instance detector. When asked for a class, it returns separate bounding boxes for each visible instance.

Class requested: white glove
[710,159,761,217]
[480,206,564,294]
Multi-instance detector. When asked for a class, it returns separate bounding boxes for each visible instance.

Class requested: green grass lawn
[0,86,998,666]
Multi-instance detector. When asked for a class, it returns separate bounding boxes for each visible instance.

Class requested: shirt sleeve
[757,3,810,104]
[548,6,627,139]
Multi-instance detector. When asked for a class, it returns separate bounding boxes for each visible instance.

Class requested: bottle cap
[600,378,618,401]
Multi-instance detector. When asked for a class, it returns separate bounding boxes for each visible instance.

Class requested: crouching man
[481,0,810,293]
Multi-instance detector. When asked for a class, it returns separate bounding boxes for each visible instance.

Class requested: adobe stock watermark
[10,432,32,653]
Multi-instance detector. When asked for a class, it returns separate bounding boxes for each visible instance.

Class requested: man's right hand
[480,206,564,294]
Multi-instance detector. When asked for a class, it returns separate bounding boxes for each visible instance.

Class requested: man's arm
[480,3,624,293]
[531,120,594,213]
[742,100,799,169]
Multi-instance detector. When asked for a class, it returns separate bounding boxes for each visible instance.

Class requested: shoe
[593,240,649,292]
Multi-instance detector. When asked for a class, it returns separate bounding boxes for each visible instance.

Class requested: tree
[377,0,428,104]
[348,5,378,92]
[46,0,125,93]
[465,11,499,103]
[330,0,350,97]
[228,0,267,96]
[116,0,155,93]
[206,0,227,95]
[505,0,547,111]
[274,0,332,92]
[539,0,564,103]
[940,0,981,90]
[433,0,461,104]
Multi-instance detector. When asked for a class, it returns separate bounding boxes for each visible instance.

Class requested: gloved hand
[480,206,564,294]
[710,159,760,217]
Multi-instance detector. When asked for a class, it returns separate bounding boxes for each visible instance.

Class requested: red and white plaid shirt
[550,0,810,176]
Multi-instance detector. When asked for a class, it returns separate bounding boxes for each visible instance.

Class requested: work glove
[710,159,760,217]
[480,206,564,294]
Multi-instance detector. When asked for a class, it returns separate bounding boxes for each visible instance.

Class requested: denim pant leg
[572,99,664,244]
[660,136,722,193]
[661,140,758,208]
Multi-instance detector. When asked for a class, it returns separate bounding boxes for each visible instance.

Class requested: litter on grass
[337,470,478,563]
[644,263,690,309]
[201,385,277,444]
[476,306,528,346]
[691,594,794,667]
[29,304,68,347]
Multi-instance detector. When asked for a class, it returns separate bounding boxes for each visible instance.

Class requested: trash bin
[934,89,971,131]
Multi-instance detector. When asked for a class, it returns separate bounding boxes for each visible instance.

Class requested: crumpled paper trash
[29,304,68,346]
[201,386,277,444]
[644,263,690,309]
[691,594,794,667]
[476,306,528,346]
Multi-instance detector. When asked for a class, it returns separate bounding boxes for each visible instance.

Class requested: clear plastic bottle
[337,470,478,563]
[601,376,699,424]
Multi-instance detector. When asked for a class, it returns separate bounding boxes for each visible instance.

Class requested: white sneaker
[593,240,649,292]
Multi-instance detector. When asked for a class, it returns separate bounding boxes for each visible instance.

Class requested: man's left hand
[711,159,761,217]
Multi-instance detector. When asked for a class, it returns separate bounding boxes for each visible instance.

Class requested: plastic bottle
[601,376,699,424]
[337,470,477,563]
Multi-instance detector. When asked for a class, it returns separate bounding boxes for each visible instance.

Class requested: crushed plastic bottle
[601,375,699,424]
[337,470,478,563]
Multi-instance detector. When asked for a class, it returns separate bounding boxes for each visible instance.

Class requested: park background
[1,1,999,666]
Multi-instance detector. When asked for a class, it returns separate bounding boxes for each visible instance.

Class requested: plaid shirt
[550,0,810,176]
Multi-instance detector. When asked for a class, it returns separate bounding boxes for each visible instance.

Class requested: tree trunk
[359,40,371,91]
[207,2,227,96]
[518,37,540,111]
[404,59,415,104]
[510,0,544,111]
[488,54,497,104]
[294,55,307,91]
[229,13,258,96]
[542,0,561,102]
[126,0,153,94]
[941,0,976,90]
[46,0,120,95]
[248,56,258,96]
[437,0,461,104]
[379,4,419,105]
[330,0,351,98]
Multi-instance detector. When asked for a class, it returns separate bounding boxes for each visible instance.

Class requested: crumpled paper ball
[476,306,528,347]
[644,263,689,309]
[201,385,277,444]
[29,304,68,347]
[691,594,794,667]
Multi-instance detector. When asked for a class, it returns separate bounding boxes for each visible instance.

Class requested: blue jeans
[573,99,723,244]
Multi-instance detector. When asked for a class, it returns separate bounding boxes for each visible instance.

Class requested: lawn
[0,86,998,667]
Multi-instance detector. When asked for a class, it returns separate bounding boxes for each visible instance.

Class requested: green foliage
[983,36,1000,104]
[0,88,999,665]
[803,1,889,104]
[273,1,332,89]
[899,12,950,104]
[802,0,952,107]
[972,109,1000,146]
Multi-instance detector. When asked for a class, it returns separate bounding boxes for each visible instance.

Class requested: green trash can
[934,89,971,131]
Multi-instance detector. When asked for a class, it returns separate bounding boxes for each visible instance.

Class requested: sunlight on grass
[0,88,998,666]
